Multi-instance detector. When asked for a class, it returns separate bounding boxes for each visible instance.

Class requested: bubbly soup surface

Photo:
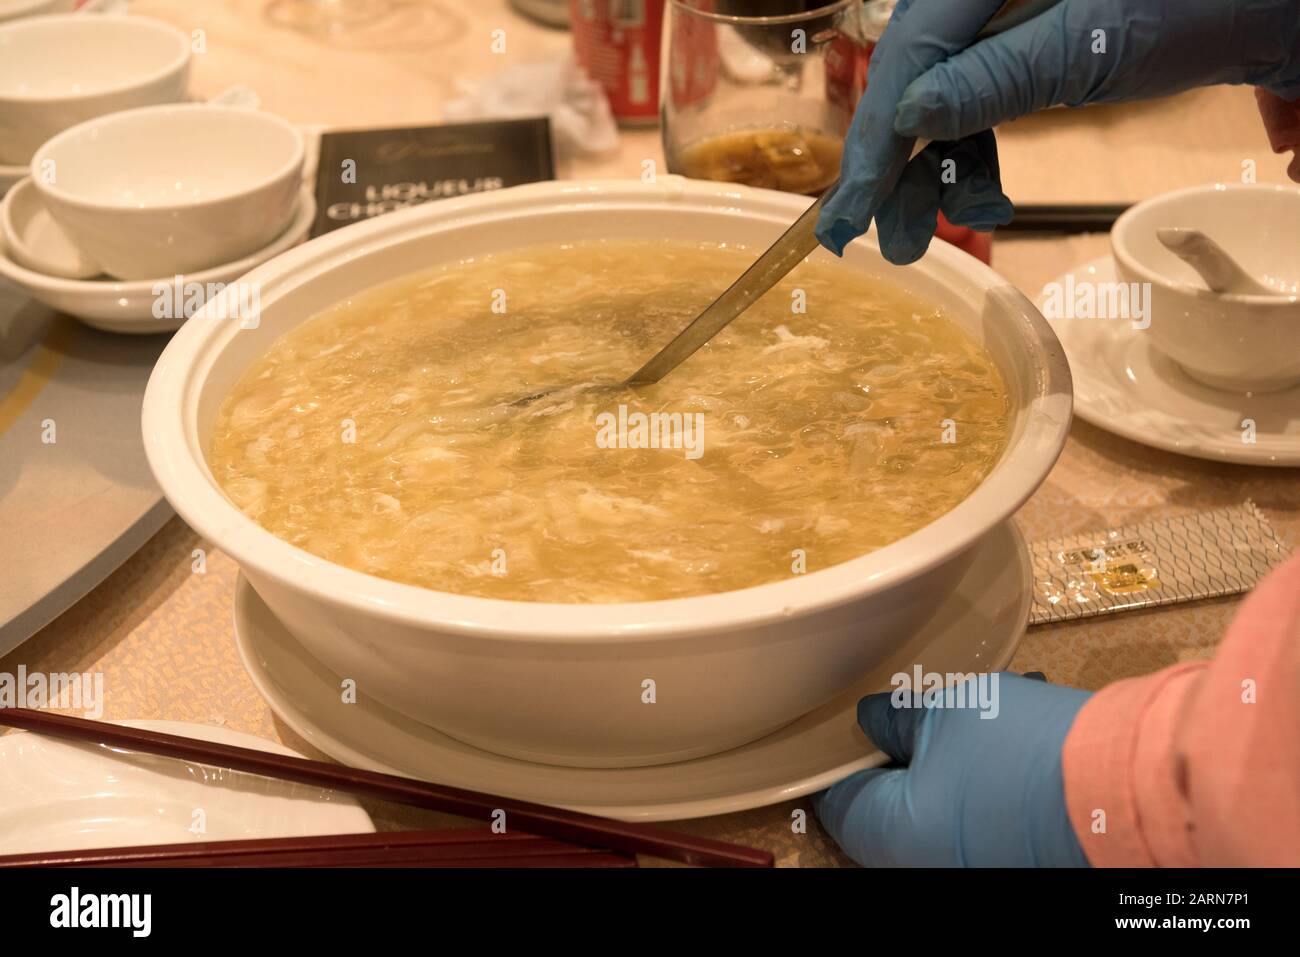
[209,241,1010,602]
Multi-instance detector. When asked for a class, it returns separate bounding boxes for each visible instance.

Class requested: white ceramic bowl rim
[143,179,1072,642]
[0,13,191,104]
[1111,181,1300,306]
[31,103,305,212]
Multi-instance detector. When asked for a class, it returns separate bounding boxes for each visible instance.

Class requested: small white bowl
[32,103,305,280]
[0,13,191,165]
[143,178,1072,768]
[0,184,315,333]
[1112,183,1300,393]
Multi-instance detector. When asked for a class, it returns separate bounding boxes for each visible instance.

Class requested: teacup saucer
[1036,255,1300,467]
[0,184,315,334]
[233,521,1030,823]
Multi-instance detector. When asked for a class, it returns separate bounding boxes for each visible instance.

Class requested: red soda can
[570,0,666,125]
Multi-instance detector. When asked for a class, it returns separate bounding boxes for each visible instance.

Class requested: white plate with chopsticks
[0,720,373,855]
[234,521,1030,823]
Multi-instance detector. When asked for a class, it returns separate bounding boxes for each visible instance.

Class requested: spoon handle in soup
[626,181,835,386]
[626,139,931,386]
[628,8,1051,385]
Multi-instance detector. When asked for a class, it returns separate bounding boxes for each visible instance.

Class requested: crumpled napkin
[443,57,620,160]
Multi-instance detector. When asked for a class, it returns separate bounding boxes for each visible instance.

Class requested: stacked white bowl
[0,12,309,330]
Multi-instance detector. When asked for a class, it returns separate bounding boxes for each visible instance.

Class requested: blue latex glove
[813,672,1093,867]
[818,0,1300,264]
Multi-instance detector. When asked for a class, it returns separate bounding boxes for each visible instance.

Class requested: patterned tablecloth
[1,1,1296,867]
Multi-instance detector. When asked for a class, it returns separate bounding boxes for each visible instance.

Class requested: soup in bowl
[143,179,1071,768]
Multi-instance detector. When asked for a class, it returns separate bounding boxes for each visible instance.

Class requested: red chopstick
[0,709,773,867]
[0,829,631,868]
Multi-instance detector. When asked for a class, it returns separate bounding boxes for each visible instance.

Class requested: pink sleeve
[1061,551,1300,867]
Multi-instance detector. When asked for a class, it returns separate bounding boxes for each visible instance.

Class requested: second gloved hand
[818,0,1300,264]
[814,672,1093,867]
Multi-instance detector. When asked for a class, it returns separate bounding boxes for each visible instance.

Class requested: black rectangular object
[310,117,555,238]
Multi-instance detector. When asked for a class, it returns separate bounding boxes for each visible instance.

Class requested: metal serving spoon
[508,184,831,408]
[510,0,1053,408]
[630,182,834,386]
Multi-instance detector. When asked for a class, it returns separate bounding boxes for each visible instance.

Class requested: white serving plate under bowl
[1111,182,1300,393]
[143,178,1072,769]
[234,521,1031,821]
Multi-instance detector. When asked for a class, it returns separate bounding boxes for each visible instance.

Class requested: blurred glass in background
[662,0,892,195]
[265,0,395,33]
[264,0,464,48]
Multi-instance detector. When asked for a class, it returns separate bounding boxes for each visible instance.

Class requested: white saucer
[1037,255,1300,466]
[0,184,315,334]
[0,720,373,855]
[234,521,1030,822]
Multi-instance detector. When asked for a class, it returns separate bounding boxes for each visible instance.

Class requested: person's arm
[814,553,1300,867]
[1064,552,1300,866]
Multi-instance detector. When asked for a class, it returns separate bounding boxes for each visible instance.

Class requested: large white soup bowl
[143,179,1071,769]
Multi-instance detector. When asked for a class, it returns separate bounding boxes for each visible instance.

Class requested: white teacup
[0,13,191,166]
[1112,183,1300,394]
[31,103,305,280]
